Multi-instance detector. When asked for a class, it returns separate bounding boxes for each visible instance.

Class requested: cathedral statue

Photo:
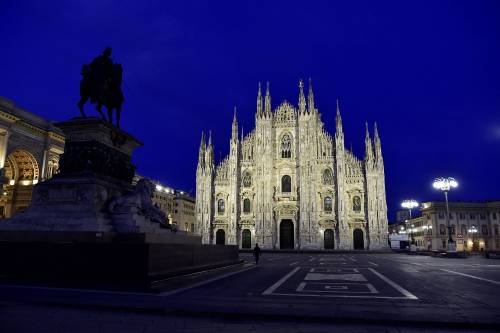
[77,47,124,128]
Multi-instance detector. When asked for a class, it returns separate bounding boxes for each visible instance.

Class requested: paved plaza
[1,252,500,332]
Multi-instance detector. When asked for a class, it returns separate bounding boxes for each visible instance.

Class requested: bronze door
[242,229,251,248]
[353,228,364,250]
[324,229,335,249]
[280,219,294,249]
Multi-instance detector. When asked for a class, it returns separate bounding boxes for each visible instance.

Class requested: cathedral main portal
[280,219,294,249]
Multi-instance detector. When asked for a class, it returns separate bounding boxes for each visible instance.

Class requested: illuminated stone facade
[196,81,388,250]
[0,97,64,218]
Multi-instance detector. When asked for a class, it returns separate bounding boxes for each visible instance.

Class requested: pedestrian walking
[253,243,261,265]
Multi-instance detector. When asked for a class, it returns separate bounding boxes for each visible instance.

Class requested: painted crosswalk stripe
[368,268,418,299]
[440,269,500,285]
[262,267,301,295]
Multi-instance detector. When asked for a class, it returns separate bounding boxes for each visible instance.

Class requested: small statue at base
[108,178,171,229]
[78,47,124,128]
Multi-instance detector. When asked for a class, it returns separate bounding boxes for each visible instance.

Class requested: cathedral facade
[196,80,388,250]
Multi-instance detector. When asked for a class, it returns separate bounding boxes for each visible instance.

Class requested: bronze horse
[77,49,124,128]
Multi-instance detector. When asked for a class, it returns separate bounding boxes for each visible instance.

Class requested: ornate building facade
[0,97,65,218]
[196,81,388,250]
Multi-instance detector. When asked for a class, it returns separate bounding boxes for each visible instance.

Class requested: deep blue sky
[1,0,499,221]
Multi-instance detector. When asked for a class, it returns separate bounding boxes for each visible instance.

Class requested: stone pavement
[0,302,497,333]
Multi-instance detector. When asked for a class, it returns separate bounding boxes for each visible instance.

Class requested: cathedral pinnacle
[298,79,306,114]
[232,107,238,140]
[256,82,263,116]
[335,99,343,134]
[308,78,315,113]
[265,81,272,116]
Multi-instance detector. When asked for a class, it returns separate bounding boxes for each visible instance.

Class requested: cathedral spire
[256,82,263,117]
[373,122,383,161]
[365,122,374,161]
[308,78,315,113]
[335,99,343,134]
[198,131,206,167]
[232,106,238,141]
[298,79,306,114]
[265,81,272,116]
[205,130,214,166]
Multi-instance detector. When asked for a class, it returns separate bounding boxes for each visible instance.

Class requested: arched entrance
[242,229,251,249]
[280,219,294,249]
[324,229,335,249]
[1,150,39,218]
[215,229,225,245]
[353,228,364,250]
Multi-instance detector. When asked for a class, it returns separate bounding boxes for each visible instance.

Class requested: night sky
[1,1,499,221]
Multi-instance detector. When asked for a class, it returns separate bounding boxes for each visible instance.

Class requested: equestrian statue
[78,47,124,128]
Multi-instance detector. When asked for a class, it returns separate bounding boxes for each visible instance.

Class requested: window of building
[470,213,476,219]
[352,196,361,212]
[480,213,486,220]
[494,225,499,236]
[242,172,252,187]
[482,225,488,235]
[459,213,465,219]
[461,224,467,235]
[439,224,446,235]
[451,225,456,235]
[281,175,291,193]
[324,197,332,212]
[493,212,497,220]
[281,134,292,158]
[449,213,453,220]
[438,212,445,219]
[322,169,333,185]
[243,198,251,213]
[217,199,225,214]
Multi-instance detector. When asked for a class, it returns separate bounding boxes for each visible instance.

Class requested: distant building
[406,201,500,251]
[133,175,195,232]
[0,97,65,218]
[172,191,195,233]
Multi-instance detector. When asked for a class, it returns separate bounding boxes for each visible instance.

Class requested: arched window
[324,197,332,212]
[243,198,251,213]
[217,199,225,214]
[281,134,292,158]
[243,172,252,187]
[352,196,361,212]
[281,175,291,193]
[322,169,333,185]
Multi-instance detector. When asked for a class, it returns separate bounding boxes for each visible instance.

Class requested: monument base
[0,239,239,291]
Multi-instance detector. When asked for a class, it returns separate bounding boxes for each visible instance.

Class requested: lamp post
[468,225,478,252]
[433,177,458,252]
[402,199,419,250]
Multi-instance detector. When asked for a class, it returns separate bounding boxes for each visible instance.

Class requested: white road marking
[310,268,359,273]
[304,273,367,282]
[160,264,257,296]
[296,282,378,294]
[368,268,418,300]
[368,261,379,266]
[262,267,301,295]
[440,269,500,286]
[289,261,299,266]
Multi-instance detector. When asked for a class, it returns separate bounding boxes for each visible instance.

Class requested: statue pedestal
[0,117,159,233]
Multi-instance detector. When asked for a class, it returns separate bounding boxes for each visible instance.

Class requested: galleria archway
[0,150,40,217]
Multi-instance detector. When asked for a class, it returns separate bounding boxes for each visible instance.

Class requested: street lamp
[468,225,478,251]
[433,177,458,252]
[402,199,419,246]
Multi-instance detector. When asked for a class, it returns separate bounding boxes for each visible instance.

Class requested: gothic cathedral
[196,80,388,250]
